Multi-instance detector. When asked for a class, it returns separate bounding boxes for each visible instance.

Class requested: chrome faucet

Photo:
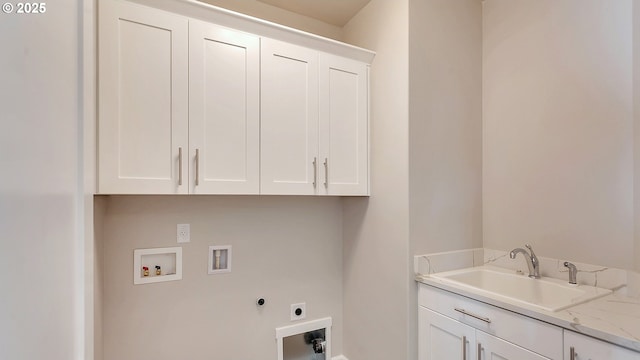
[509,244,540,279]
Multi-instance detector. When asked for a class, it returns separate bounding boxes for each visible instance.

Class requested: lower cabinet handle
[195,148,200,186]
[313,157,317,188]
[570,346,577,360]
[477,343,482,360]
[454,308,492,324]
[323,158,328,188]
[178,147,183,186]
[462,336,467,360]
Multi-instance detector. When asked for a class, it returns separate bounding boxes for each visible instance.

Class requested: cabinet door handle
[323,158,328,188]
[195,148,200,186]
[462,336,467,360]
[454,308,491,324]
[570,346,577,360]
[313,157,317,188]
[178,147,183,186]
[477,343,482,360]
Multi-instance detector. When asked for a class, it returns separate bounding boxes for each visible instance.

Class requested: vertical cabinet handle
[178,147,183,186]
[570,346,577,360]
[462,336,467,360]
[323,158,328,188]
[477,343,482,360]
[195,148,200,186]
[313,157,317,188]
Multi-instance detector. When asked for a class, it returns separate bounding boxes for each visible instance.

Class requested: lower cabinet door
[419,307,476,360]
[564,330,639,360]
[476,331,551,360]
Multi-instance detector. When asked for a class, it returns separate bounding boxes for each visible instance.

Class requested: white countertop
[417,271,640,352]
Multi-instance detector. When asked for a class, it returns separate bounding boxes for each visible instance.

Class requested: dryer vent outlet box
[283,329,326,360]
[276,317,332,360]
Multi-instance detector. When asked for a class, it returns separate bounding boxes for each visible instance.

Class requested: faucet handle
[564,261,578,285]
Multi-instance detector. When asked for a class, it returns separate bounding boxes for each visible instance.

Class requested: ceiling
[256,0,372,26]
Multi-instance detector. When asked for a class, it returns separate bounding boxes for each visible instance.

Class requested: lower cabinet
[419,307,550,360]
[564,330,639,360]
[476,331,550,360]
[419,307,476,360]
[419,283,640,360]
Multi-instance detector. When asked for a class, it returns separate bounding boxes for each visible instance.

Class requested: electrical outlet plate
[290,302,306,321]
[177,224,190,243]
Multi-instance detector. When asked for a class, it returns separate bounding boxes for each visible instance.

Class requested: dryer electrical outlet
[290,303,306,321]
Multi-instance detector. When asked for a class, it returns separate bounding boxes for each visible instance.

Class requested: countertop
[417,268,640,353]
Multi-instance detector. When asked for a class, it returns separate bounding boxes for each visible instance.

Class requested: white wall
[197,0,343,40]
[342,0,411,359]
[408,1,482,359]
[483,0,635,269]
[94,197,106,360]
[100,195,343,360]
[0,1,84,359]
[409,0,483,255]
[635,0,640,271]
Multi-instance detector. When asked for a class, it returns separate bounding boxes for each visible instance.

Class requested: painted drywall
[197,0,343,41]
[409,0,483,255]
[483,0,635,269]
[0,1,84,359]
[100,195,343,360]
[84,1,98,358]
[342,0,411,359]
[94,197,106,360]
[407,1,483,359]
[635,0,640,271]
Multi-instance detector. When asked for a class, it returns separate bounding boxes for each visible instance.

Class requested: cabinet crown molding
[127,0,376,64]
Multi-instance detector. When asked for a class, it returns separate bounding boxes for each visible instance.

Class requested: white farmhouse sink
[430,266,612,312]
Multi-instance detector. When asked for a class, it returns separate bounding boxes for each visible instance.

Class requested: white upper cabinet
[99,2,259,194]
[99,0,189,194]
[189,21,260,194]
[261,39,370,195]
[260,38,319,195]
[98,0,372,196]
[319,54,369,195]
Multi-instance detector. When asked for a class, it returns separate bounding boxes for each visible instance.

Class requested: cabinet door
[419,307,476,360]
[261,38,319,195]
[319,53,369,195]
[564,330,639,360]
[476,331,550,360]
[189,21,260,194]
[98,0,188,194]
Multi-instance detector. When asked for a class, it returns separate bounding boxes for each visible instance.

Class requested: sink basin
[430,266,612,312]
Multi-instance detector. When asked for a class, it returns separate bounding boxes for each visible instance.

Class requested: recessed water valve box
[133,247,182,285]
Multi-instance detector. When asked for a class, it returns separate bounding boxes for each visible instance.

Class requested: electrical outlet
[177,224,190,243]
[290,302,306,321]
